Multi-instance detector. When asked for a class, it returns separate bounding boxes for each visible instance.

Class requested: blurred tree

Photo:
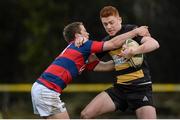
[0,0,25,83]
[18,0,69,82]
[0,0,179,83]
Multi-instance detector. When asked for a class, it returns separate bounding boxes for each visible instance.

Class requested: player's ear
[118,17,122,24]
[75,33,82,38]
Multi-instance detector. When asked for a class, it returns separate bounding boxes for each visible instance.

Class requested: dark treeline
[0,0,179,83]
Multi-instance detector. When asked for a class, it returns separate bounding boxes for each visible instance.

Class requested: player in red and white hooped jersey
[31,21,149,119]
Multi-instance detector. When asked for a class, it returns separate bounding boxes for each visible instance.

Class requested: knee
[80,110,91,119]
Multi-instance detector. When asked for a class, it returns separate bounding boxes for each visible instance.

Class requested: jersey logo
[143,96,149,102]
[112,55,126,66]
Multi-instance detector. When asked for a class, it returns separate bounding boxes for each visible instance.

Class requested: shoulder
[84,40,93,45]
[102,36,110,41]
[122,24,138,32]
[123,24,143,44]
[83,40,103,48]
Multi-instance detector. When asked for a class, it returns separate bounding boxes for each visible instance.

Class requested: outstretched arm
[85,59,115,71]
[102,26,149,51]
[93,60,115,72]
[85,54,115,71]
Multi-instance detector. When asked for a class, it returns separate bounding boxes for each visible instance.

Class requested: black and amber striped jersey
[98,24,152,86]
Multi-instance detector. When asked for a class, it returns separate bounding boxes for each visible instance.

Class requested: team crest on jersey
[79,65,86,74]
[79,60,88,74]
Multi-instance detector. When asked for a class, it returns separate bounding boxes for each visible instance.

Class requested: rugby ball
[124,39,143,68]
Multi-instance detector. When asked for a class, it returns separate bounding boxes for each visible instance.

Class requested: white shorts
[31,82,67,117]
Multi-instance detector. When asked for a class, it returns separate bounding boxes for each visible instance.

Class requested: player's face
[101,15,122,36]
[79,25,89,40]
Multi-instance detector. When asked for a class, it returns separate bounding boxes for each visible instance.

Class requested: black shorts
[105,84,154,112]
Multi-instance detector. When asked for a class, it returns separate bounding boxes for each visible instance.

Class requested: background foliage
[0,0,180,118]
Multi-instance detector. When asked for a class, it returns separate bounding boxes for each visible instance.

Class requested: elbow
[155,41,160,49]
[150,38,160,50]
[143,37,160,50]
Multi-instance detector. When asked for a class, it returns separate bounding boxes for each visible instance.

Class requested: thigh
[127,84,154,111]
[31,82,67,118]
[81,91,116,118]
[136,106,156,119]
[132,85,157,119]
[106,86,128,112]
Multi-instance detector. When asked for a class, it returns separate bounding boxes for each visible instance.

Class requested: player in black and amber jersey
[31,21,148,119]
[102,24,152,86]
[80,6,160,119]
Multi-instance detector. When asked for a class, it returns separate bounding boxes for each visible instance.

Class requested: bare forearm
[111,29,137,48]
[94,60,114,71]
[103,29,137,51]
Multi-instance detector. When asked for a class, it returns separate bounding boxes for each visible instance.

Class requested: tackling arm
[103,26,149,51]
[85,54,115,72]
[93,60,115,72]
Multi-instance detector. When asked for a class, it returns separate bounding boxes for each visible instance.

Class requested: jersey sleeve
[84,60,100,71]
[90,41,104,53]
[95,36,110,59]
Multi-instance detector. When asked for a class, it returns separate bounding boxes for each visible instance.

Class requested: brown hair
[63,22,83,43]
[100,6,120,18]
